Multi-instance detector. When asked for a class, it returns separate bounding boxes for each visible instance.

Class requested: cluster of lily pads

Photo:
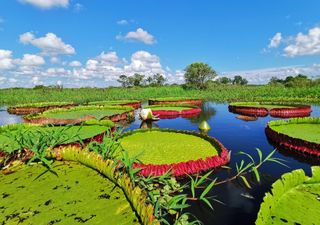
[1,98,319,224]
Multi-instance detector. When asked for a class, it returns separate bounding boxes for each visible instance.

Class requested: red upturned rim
[148,99,203,106]
[120,129,230,177]
[228,103,312,118]
[149,107,202,119]
[7,104,78,115]
[265,125,320,157]
[24,111,134,125]
[118,101,142,109]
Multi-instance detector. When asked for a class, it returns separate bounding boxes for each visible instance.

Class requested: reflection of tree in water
[186,102,216,124]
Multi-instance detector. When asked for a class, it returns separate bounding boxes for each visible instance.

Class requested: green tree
[128,73,145,87]
[216,76,232,84]
[117,75,130,87]
[184,62,217,89]
[152,73,166,86]
[232,75,248,85]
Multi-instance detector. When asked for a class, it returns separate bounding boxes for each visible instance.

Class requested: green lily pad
[268,117,320,144]
[256,166,320,225]
[0,161,139,225]
[119,129,219,164]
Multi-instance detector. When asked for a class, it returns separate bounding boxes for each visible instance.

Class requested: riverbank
[1,85,319,105]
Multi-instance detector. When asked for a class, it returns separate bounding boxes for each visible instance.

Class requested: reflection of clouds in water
[226,182,254,213]
[243,125,251,130]
[0,111,22,126]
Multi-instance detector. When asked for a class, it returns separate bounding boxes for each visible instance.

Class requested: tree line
[117,62,248,89]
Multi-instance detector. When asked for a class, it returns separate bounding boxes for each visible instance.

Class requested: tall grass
[1,85,320,105]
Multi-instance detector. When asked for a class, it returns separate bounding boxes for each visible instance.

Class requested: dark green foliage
[184,62,217,89]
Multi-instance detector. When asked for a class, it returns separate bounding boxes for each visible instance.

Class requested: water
[1,102,320,225]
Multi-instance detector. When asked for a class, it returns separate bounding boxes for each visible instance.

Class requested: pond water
[1,102,320,225]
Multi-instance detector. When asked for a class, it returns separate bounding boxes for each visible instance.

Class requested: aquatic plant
[0,161,140,225]
[228,101,312,118]
[256,166,320,225]
[144,105,202,119]
[24,105,134,124]
[266,117,320,156]
[119,128,230,176]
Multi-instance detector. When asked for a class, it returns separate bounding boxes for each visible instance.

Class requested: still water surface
[1,102,320,225]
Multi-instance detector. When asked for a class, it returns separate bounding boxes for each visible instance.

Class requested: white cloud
[31,76,42,85]
[19,32,75,56]
[222,64,320,84]
[117,19,128,25]
[17,54,45,66]
[50,56,60,64]
[19,0,69,9]
[0,49,14,70]
[69,60,82,67]
[284,26,320,57]
[124,51,163,74]
[116,28,156,45]
[268,32,282,48]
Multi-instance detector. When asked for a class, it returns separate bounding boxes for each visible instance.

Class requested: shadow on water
[1,102,320,225]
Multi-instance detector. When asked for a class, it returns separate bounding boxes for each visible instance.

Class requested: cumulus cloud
[116,28,156,45]
[19,32,75,56]
[17,54,45,66]
[284,26,320,57]
[69,60,82,67]
[222,64,320,84]
[268,32,282,48]
[0,49,14,70]
[19,0,69,9]
[124,51,163,74]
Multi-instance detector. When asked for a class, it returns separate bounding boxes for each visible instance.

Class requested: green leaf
[239,175,251,189]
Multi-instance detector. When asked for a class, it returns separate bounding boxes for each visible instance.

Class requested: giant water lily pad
[119,129,229,176]
[7,102,77,115]
[229,102,311,118]
[266,117,320,157]
[0,120,114,154]
[256,166,320,225]
[144,105,201,119]
[88,100,141,109]
[24,105,133,124]
[0,161,139,225]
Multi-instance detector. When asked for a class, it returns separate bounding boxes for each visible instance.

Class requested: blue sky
[0,0,320,87]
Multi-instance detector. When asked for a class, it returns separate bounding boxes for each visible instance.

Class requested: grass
[0,161,139,225]
[26,105,132,120]
[0,121,114,153]
[145,105,195,111]
[88,100,140,105]
[1,85,320,105]
[269,117,320,144]
[119,129,219,164]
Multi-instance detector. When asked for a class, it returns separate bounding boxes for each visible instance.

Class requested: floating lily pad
[0,120,114,154]
[266,117,320,157]
[144,105,201,119]
[229,102,312,118]
[256,166,320,225]
[0,161,139,225]
[7,102,77,115]
[88,100,141,109]
[24,105,134,124]
[119,129,229,176]
[148,98,203,106]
